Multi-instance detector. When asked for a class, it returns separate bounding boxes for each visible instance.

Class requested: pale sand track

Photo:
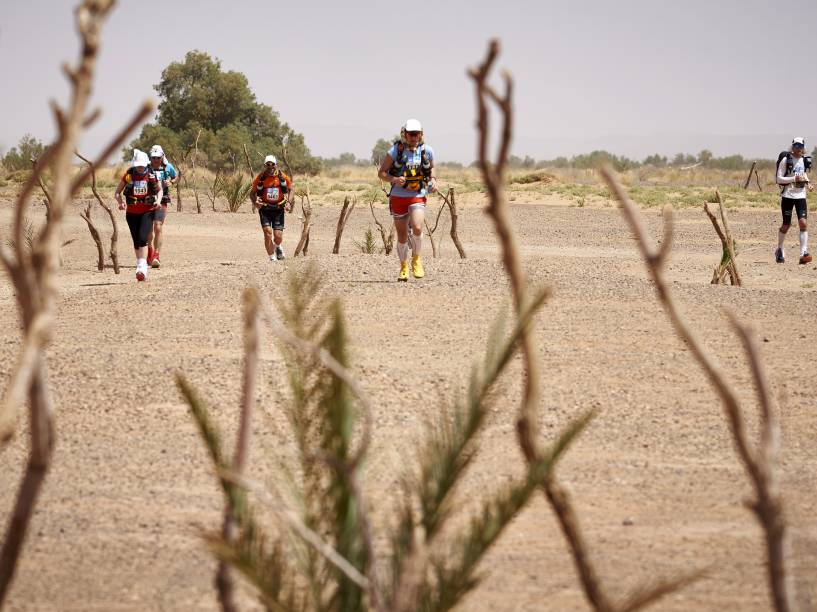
[1,197,816,611]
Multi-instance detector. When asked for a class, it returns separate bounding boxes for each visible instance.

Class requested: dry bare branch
[703,201,738,285]
[79,201,105,271]
[437,188,466,259]
[280,145,295,183]
[600,165,793,612]
[744,161,758,190]
[469,40,612,608]
[469,38,540,462]
[70,100,153,197]
[472,40,694,612]
[715,190,741,286]
[424,199,447,258]
[75,150,120,273]
[215,287,261,612]
[258,302,373,467]
[0,1,142,604]
[203,167,222,212]
[293,184,313,258]
[242,143,255,179]
[316,453,384,612]
[332,195,356,255]
[369,197,393,255]
[190,129,202,214]
[222,472,371,592]
[31,158,53,219]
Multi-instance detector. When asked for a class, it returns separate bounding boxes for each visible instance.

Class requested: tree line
[2,49,815,175]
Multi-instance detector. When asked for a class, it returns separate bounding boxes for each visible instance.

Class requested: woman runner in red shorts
[378,119,438,281]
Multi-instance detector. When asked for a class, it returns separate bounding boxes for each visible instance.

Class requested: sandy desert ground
[1,194,816,611]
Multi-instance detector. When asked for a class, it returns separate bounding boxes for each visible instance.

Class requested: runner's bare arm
[249,176,259,209]
[114,178,126,210]
[378,154,405,186]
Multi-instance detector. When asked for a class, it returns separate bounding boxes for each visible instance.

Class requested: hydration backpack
[123,166,159,205]
[389,142,432,191]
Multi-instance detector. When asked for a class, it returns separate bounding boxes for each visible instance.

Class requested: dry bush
[177,268,593,612]
[704,190,741,286]
[353,227,378,254]
[221,173,252,213]
[602,166,794,612]
[0,0,153,604]
[470,40,699,612]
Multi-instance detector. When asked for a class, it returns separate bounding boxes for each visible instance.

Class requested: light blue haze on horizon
[1,0,815,163]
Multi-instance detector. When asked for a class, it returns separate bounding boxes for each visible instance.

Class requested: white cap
[404,118,423,132]
[149,144,164,158]
[264,154,278,165]
[793,137,806,146]
[132,149,149,168]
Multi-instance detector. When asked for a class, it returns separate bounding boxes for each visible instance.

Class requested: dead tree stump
[704,190,741,286]
[425,199,447,258]
[743,161,757,190]
[76,151,120,274]
[294,187,313,257]
[332,195,356,254]
[79,202,104,271]
[445,188,466,258]
[369,199,393,255]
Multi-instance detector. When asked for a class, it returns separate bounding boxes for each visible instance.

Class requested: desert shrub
[178,271,590,612]
[5,217,38,253]
[509,170,556,185]
[221,173,252,212]
[2,134,48,172]
[354,227,378,254]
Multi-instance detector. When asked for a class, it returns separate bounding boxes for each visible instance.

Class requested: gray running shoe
[775,248,785,263]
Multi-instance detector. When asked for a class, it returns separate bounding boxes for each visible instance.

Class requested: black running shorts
[781,197,807,225]
[154,206,167,223]
[259,205,285,230]
[126,210,155,248]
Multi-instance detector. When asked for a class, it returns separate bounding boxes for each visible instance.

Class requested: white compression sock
[800,230,808,255]
[412,232,423,256]
[778,231,786,249]
[137,257,147,271]
[396,241,409,262]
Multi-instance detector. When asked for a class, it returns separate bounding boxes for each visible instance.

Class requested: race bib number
[266,187,280,201]
[132,180,148,196]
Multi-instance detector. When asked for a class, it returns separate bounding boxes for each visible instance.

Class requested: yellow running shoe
[398,261,409,282]
[411,255,425,279]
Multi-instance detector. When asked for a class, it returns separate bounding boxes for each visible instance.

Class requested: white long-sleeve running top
[777,155,808,199]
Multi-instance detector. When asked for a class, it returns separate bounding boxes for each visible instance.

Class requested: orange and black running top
[122,167,160,214]
[253,171,292,207]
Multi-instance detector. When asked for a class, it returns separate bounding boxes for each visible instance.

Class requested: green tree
[128,51,319,174]
[698,149,713,164]
[2,134,48,171]
[643,153,667,167]
[371,136,399,165]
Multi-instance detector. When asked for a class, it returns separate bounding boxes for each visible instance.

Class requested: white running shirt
[777,155,807,199]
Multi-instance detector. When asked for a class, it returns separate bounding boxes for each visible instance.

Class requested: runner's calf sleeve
[396,241,409,261]
[800,230,808,254]
[412,232,423,256]
[778,231,786,248]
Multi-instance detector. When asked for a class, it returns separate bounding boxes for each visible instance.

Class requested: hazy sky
[2,0,816,163]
